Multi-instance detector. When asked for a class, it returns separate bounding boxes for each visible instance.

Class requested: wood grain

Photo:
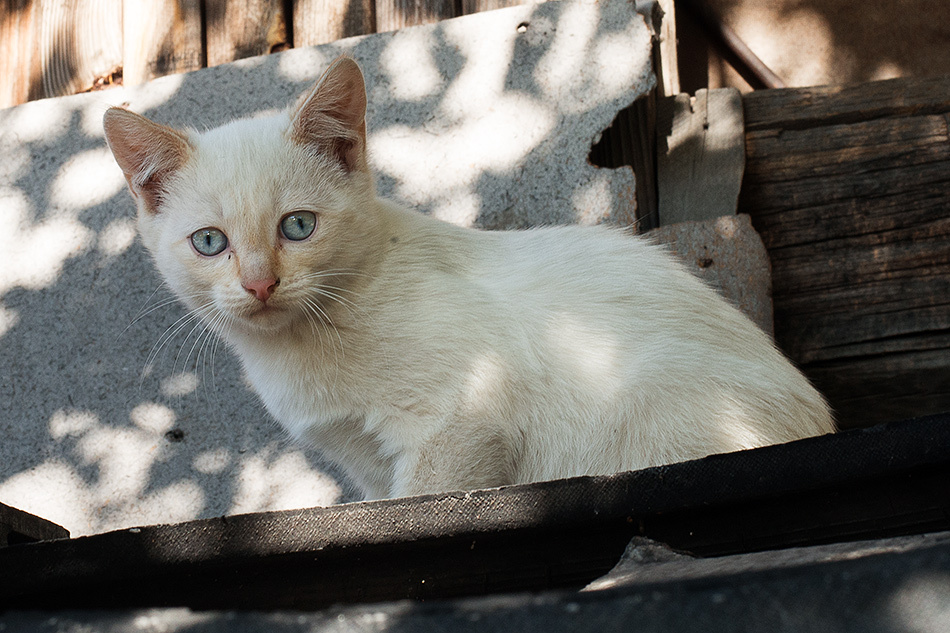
[657,88,745,225]
[294,0,375,47]
[205,0,289,67]
[28,0,122,100]
[458,0,526,14]
[375,0,456,33]
[0,0,35,108]
[123,0,202,85]
[740,76,950,428]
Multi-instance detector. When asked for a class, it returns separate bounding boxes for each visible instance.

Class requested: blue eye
[280,211,317,241]
[191,228,228,256]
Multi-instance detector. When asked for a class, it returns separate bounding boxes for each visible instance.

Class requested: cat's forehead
[172,112,338,231]
[195,113,290,161]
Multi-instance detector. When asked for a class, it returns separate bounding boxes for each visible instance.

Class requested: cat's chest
[236,337,353,438]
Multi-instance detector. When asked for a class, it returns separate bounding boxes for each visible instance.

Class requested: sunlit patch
[463,352,506,407]
[888,572,950,632]
[97,217,137,257]
[230,449,342,514]
[48,408,99,440]
[571,174,612,225]
[51,147,126,211]
[0,97,72,143]
[278,46,329,83]
[431,188,481,227]
[76,425,160,500]
[381,29,443,101]
[0,303,18,338]
[715,215,740,239]
[0,460,93,535]
[135,479,206,526]
[0,189,94,294]
[593,31,652,99]
[193,448,231,474]
[732,5,834,86]
[548,314,620,395]
[161,372,200,397]
[872,62,904,82]
[534,2,598,100]
[123,72,185,113]
[370,94,554,210]
[130,402,176,434]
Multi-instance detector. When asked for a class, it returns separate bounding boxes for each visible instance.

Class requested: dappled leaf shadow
[0,0,652,536]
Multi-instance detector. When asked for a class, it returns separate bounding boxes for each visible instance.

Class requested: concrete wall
[0,0,654,536]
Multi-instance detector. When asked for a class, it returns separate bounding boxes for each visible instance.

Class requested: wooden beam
[375,0,456,33]
[28,0,123,100]
[293,0,375,47]
[458,0,527,14]
[204,0,289,67]
[657,87,745,225]
[739,76,950,428]
[0,0,36,108]
[123,0,202,86]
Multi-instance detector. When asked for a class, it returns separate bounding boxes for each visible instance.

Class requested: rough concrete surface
[0,0,654,536]
[647,214,774,336]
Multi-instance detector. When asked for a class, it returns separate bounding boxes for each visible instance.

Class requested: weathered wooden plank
[740,76,950,428]
[458,0,527,14]
[0,502,69,546]
[28,0,122,100]
[743,75,950,132]
[654,0,678,97]
[123,0,202,85]
[0,0,35,108]
[205,0,289,67]
[294,0,375,47]
[375,0,456,33]
[657,88,745,225]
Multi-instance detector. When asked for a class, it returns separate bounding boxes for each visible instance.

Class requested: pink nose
[242,278,279,302]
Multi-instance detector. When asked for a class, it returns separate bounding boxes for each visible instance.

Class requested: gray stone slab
[0,0,654,536]
[647,214,774,336]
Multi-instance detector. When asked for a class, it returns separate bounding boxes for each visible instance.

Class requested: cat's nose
[243,277,280,302]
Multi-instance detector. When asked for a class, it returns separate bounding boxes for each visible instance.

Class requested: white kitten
[103,57,834,500]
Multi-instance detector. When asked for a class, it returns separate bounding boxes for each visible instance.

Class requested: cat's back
[480,224,720,325]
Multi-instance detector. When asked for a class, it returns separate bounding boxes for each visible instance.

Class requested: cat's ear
[289,56,368,173]
[102,107,191,214]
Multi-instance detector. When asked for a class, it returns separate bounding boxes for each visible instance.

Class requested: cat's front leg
[389,424,519,498]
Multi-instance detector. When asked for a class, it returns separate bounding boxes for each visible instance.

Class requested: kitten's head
[103,57,380,338]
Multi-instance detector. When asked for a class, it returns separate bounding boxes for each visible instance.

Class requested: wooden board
[26,0,122,101]
[0,0,35,108]
[657,87,745,225]
[375,0,456,33]
[2,413,949,609]
[204,0,289,67]
[0,502,68,546]
[123,0,203,86]
[739,76,950,428]
[294,0,375,47]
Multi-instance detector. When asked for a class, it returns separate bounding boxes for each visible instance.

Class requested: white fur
[104,58,834,500]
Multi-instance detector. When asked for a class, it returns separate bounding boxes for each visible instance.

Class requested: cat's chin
[231,304,297,335]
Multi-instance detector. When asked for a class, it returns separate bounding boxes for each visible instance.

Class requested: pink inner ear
[103,108,191,213]
[291,56,369,173]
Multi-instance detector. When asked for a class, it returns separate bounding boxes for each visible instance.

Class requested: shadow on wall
[0,0,653,536]
[679,0,950,91]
